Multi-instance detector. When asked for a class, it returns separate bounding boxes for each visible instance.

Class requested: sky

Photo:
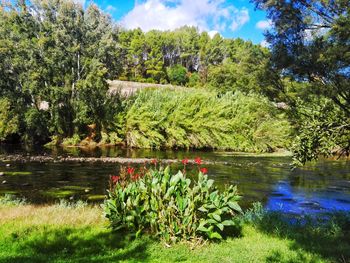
[78,0,270,46]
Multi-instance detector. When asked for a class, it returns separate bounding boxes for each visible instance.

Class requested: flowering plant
[104,158,242,242]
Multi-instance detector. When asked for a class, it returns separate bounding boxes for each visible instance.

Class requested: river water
[0,145,349,215]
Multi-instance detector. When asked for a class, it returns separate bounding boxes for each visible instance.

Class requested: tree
[252,0,350,163]
[167,65,188,86]
[144,30,167,83]
[0,98,19,141]
[207,40,275,95]
[0,0,122,143]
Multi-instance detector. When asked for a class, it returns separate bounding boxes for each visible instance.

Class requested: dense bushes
[0,98,19,141]
[125,89,291,152]
[104,163,242,242]
[291,97,350,165]
[167,65,188,86]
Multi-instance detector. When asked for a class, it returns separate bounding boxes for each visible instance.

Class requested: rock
[2,180,7,184]
[6,164,10,167]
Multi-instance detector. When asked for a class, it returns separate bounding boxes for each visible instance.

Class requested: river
[0,145,349,215]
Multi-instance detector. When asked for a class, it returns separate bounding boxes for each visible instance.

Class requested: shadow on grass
[0,226,152,263]
[253,212,350,262]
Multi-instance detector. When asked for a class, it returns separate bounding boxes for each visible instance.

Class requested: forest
[0,0,349,164]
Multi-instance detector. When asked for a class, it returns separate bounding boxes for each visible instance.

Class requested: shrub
[104,162,242,243]
[99,132,123,145]
[187,72,200,87]
[61,134,81,146]
[167,65,188,86]
[125,89,291,152]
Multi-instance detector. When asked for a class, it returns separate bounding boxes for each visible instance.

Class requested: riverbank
[0,150,292,165]
[1,201,349,262]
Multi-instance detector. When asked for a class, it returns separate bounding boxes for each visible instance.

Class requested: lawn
[1,202,349,263]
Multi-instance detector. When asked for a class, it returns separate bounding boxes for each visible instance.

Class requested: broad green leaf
[209,232,222,239]
[228,201,242,212]
[213,213,221,222]
[222,220,235,226]
[198,206,208,212]
[216,223,224,231]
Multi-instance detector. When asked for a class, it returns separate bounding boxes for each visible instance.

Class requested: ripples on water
[0,145,349,215]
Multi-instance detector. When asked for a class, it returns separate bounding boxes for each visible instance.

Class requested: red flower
[195,157,202,165]
[132,173,140,181]
[111,175,120,184]
[200,168,208,174]
[127,167,135,175]
[182,158,189,165]
[151,159,157,165]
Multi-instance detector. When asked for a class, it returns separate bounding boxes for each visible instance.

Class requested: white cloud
[230,8,249,31]
[121,0,250,33]
[106,5,117,13]
[256,20,272,30]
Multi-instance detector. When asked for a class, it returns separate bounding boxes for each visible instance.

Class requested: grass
[1,200,349,263]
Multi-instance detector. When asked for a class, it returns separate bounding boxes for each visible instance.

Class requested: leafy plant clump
[125,89,291,152]
[104,159,242,243]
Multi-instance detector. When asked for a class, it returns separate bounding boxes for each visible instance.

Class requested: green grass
[1,203,349,263]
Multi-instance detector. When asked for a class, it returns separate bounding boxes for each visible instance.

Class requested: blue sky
[82,0,270,45]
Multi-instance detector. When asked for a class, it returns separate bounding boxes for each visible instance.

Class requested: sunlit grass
[0,201,103,227]
[0,202,341,263]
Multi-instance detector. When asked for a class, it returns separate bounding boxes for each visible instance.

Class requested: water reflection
[266,181,350,215]
[0,145,349,215]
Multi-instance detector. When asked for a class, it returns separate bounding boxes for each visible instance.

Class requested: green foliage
[99,132,122,145]
[253,0,350,162]
[167,65,188,85]
[62,134,81,147]
[104,166,242,242]
[0,98,19,141]
[0,194,27,206]
[207,62,240,93]
[0,0,122,143]
[0,2,290,150]
[291,97,350,165]
[24,108,50,144]
[206,40,276,95]
[187,72,200,87]
[144,30,167,83]
[125,89,291,151]
[117,26,274,89]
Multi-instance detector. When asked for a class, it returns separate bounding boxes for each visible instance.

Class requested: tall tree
[252,0,350,163]
[0,0,121,142]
